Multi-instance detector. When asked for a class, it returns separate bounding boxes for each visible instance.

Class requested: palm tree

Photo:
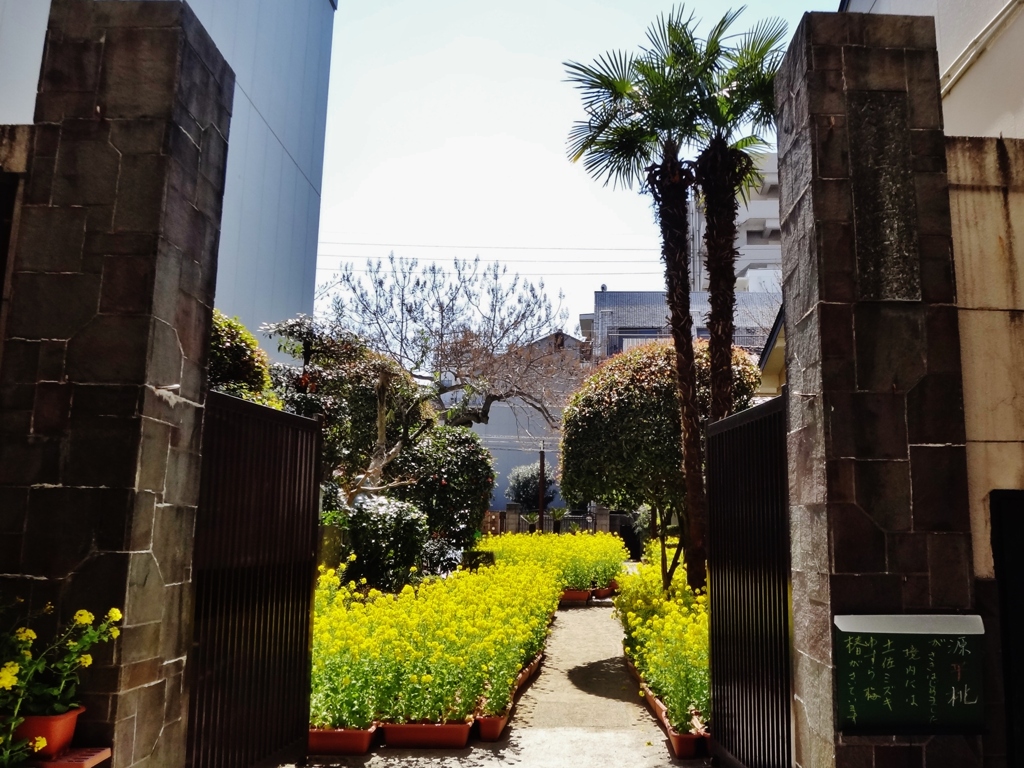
[565,7,737,591]
[692,15,787,422]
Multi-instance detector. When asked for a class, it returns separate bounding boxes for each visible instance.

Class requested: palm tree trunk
[649,151,708,592]
[697,136,750,423]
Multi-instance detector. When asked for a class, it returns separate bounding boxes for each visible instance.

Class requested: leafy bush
[614,540,708,733]
[345,497,428,591]
[264,315,433,508]
[388,426,495,559]
[310,562,560,728]
[483,532,627,590]
[209,309,281,407]
[504,462,556,511]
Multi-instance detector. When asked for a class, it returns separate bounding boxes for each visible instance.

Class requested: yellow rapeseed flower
[79,654,93,668]
[31,737,47,752]
[73,609,94,626]
[0,661,20,690]
[106,607,122,622]
[14,627,36,642]
[110,627,120,639]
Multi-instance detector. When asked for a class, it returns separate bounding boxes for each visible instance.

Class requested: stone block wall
[0,2,232,767]
[777,13,979,768]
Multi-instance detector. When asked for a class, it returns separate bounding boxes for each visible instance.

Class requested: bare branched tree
[321,254,583,427]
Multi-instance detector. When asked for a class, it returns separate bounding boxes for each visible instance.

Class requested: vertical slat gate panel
[707,395,792,768]
[187,392,321,768]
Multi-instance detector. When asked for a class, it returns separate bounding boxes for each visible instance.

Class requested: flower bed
[482,532,627,591]
[615,541,709,740]
[310,562,560,737]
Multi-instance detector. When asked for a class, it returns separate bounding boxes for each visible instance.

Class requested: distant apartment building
[0,0,335,356]
[580,289,782,362]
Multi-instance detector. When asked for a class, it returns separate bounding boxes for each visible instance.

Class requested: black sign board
[834,615,985,733]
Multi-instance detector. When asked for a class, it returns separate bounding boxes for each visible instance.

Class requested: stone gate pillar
[777,13,978,768]
[0,2,232,766]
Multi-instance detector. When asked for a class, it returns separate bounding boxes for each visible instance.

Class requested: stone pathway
[300,604,711,768]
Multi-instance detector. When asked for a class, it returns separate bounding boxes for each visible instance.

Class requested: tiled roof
[592,290,781,331]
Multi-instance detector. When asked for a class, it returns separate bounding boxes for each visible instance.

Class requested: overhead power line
[317,253,661,265]
[315,266,665,276]
[317,240,659,252]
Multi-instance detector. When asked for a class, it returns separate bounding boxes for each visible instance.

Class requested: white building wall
[472,400,567,511]
[0,0,334,359]
[843,0,1024,139]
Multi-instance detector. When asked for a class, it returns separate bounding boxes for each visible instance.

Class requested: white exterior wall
[472,401,567,511]
[844,0,1024,139]
[0,0,334,358]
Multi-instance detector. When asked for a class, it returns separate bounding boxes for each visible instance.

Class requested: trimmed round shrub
[209,309,279,407]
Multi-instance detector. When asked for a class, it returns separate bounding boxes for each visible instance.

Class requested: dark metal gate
[706,394,792,768]
[989,490,1024,765]
[187,391,322,768]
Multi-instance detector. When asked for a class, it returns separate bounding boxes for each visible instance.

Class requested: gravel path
[300,604,710,768]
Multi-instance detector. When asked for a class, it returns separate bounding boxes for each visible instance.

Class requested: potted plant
[1,602,122,763]
[550,507,568,534]
[522,512,539,534]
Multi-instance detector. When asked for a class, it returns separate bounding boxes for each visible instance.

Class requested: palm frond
[645,5,698,62]
[703,6,746,62]
[564,51,638,112]
[729,17,788,68]
[579,121,658,190]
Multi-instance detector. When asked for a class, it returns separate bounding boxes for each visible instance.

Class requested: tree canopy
[560,339,759,587]
[263,315,433,511]
[322,254,583,427]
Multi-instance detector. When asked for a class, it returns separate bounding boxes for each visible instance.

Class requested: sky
[317,0,836,335]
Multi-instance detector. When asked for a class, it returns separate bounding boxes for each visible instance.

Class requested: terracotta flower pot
[476,710,510,741]
[593,586,613,599]
[380,722,472,748]
[512,651,545,698]
[308,725,377,755]
[667,728,705,759]
[560,588,591,605]
[14,706,85,759]
[527,652,544,679]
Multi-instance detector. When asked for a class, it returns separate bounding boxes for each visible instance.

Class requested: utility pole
[538,442,546,532]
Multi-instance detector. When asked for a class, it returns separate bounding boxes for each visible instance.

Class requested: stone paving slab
[298,605,710,768]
